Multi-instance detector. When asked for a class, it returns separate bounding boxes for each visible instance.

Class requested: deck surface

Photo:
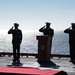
[0,56,74,75]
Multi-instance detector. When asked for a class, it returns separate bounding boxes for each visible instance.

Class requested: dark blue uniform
[39,27,54,36]
[64,29,75,62]
[8,28,22,62]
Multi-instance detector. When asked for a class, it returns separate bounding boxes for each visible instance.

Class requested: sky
[0,0,75,31]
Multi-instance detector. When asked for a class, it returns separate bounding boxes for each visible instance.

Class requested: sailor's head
[71,23,75,29]
[46,22,51,27]
[14,23,19,29]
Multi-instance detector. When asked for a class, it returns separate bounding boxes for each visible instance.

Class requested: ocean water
[0,30,69,54]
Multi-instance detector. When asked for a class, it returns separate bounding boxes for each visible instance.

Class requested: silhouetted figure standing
[39,22,54,54]
[8,23,22,64]
[39,22,54,36]
[64,23,75,62]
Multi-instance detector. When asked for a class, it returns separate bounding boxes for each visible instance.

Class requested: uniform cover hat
[14,23,19,26]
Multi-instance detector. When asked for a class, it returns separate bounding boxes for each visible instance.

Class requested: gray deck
[0,56,75,75]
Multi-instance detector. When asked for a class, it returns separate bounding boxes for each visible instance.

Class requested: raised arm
[8,27,13,34]
[64,28,70,33]
[39,26,45,32]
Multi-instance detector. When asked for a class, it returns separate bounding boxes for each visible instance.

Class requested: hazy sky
[0,0,75,31]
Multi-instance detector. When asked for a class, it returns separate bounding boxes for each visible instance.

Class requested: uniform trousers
[12,43,20,61]
[69,43,75,61]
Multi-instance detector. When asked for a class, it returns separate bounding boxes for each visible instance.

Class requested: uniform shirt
[39,27,54,36]
[8,29,22,44]
[64,29,75,43]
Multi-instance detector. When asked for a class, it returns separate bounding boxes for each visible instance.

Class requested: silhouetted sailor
[39,22,54,36]
[8,23,22,64]
[39,22,54,55]
[64,23,75,62]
